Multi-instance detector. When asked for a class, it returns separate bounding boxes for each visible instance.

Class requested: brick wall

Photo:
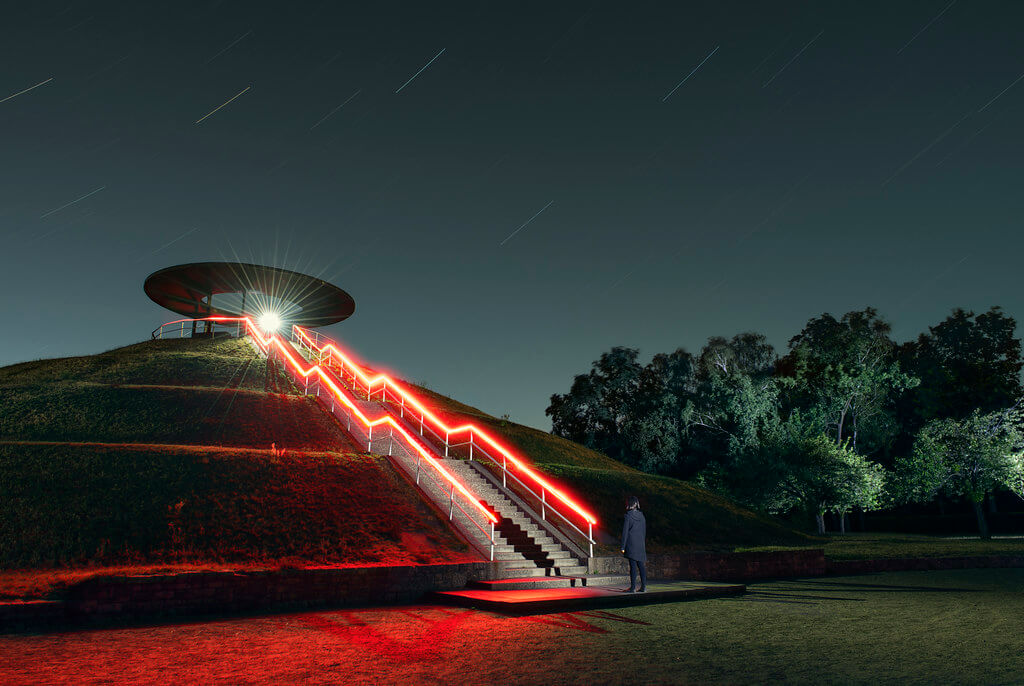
[588,549,827,581]
[827,555,1024,575]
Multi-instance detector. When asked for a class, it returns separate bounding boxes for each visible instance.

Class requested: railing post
[367,424,373,452]
[449,482,456,519]
[541,489,546,520]
[388,425,394,456]
[420,413,424,436]
[400,395,405,417]
[469,434,474,461]
[588,522,593,558]
[490,522,495,561]
[415,453,422,484]
[444,431,449,457]
[502,456,507,487]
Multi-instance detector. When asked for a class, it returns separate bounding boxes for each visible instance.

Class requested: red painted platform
[430,580,745,613]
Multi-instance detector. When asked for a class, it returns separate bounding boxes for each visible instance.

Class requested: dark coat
[621,509,646,562]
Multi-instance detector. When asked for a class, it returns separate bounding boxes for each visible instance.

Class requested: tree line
[546,307,1024,537]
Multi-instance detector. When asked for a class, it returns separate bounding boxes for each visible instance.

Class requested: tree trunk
[971,500,991,539]
[988,492,998,514]
[815,512,826,535]
[838,511,846,534]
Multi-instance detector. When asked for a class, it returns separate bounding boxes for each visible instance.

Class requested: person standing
[621,495,647,593]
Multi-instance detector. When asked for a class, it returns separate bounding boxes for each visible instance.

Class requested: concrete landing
[430,580,745,613]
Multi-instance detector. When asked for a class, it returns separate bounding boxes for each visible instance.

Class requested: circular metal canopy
[144,262,355,327]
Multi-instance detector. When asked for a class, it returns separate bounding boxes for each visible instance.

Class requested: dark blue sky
[2,1,1022,429]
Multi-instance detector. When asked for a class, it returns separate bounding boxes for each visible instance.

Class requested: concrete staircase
[288,335,606,592]
[444,460,590,585]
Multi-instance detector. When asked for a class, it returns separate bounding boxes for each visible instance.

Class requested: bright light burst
[258,311,282,332]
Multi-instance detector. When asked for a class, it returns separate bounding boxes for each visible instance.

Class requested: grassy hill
[404,385,811,551]
[1,334,808,587]
[0,336,472,579]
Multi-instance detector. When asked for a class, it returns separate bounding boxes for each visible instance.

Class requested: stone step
[493,566,551,578]
[545,564,588,576]
[431,581,749,612]
[468,576,586,591]
[580,575,631,587]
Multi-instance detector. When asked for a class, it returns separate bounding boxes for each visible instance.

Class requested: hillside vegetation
[0,336,471,578]
[405,385,811,550]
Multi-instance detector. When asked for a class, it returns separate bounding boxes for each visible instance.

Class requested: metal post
[420,413,424,435]
[449,482,456,519]
[588,523,593,558]
[367,424,373,452]
[469,434,474,461]
[490,522,495,561]
[388,426,394,456]
[181,322,185,338]
[502,456,507,487]
[400,395,405,417]
[415,454,422,484]
[240,290,247,336]
[541,490,546,520]
[444,432,449,457]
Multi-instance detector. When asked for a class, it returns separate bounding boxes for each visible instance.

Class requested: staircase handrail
[291,325,597,557]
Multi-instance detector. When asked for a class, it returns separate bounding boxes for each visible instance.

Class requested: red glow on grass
[174,317,498,525]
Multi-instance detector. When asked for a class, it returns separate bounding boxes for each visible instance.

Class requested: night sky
[3,1,1023,429]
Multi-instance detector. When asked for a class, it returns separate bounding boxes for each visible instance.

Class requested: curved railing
[291,325,597,558]
[151,317,500,560]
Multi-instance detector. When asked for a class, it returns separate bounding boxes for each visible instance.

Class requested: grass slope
[403,384,810,550]
[0,337,472,582]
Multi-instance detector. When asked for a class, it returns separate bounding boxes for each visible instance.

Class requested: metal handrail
[291,324,597,557]
[291,345,499,560]
[152,316,248,340]
[150,317,499,561]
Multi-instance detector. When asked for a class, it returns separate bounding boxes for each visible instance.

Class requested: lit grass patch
[739,532,1024,560]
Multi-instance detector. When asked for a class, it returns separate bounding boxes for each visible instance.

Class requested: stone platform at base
[429,580,746,613]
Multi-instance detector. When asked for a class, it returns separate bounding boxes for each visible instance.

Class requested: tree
[894,406,1024,538]
[684,333,780,475]
[547,347,645,466]
[897,307,1022,439]
[780,308,917,462]
[628,349,694,473]
[770,431,886,534]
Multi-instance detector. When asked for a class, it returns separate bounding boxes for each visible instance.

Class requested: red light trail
[161,317,498,524]
[291,325,598,527]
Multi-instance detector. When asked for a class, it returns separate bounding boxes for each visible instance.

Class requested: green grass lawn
[0,337,288,391]
[740,532,1024,560]
[0,338,477,590]
[3,569,1020,685]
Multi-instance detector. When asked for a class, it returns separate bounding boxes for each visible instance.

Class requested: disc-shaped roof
[144,262,355,327]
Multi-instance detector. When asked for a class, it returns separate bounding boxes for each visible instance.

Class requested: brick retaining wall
[827,555,1024,575]
[589,549,827,582]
